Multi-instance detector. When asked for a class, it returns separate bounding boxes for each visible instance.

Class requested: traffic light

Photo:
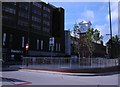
[26,43,29,51]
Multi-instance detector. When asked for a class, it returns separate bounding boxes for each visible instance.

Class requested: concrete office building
[65,30,71,56]
[2,2,65,62]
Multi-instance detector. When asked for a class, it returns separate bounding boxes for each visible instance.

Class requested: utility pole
[108,0,113,58]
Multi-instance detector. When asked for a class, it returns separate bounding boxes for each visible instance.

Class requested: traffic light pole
[26,2,31,57]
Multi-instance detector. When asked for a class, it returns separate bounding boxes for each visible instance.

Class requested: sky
[49,1,118,45]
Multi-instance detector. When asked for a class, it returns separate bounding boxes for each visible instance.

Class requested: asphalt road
[1,69,119,86]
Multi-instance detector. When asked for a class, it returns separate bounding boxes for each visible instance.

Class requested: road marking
[14,82,32,86]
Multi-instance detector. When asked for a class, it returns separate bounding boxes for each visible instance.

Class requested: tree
[85,28,102,58]
[106,35,120,58]
[85,28,94,58]
[93,29,101,43]
[72,23,79,55]
[72,22,103,59]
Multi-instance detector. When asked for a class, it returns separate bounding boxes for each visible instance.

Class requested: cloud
[106,2,118,23]
[94,24,109,45]
[94,24,109,36]
[94,22,118,45]
[77,10,95,23]
[105,2,118,39]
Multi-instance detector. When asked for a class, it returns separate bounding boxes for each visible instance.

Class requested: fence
[22,57,119,69]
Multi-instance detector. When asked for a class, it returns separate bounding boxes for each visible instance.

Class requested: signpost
[49,37,54,64]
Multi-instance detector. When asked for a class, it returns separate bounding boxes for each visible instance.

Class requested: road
[1,69,119,86]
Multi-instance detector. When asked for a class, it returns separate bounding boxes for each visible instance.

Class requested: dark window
[18,11,29,19]
[33,2,42,8]
[43,27,50,33]
[43,20,50,26]
[18,20,28,27]
[2,6,16,14]
[32,9,41,16]
[43,6,50,13]
[31,23,41,30]
[32,16,41,23]
[43,14,50,19]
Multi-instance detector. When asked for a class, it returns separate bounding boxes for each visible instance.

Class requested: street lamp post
[108,0,113,58]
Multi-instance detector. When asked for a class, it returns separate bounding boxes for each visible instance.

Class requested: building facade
[2,2,65,62]
[65,30,71,56]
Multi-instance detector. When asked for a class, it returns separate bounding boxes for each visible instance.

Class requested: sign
[26,43,29,51]
[49,37,54,46]
[11,50,23,53]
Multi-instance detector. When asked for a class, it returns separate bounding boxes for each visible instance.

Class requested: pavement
[1,65,120,86]
[1,69,119,85]
[1,64,119,76]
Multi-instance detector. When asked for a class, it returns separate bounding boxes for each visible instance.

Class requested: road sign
[49,37,54,46]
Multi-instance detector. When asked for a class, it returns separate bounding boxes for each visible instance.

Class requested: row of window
[2,6,16,14]
[43,27,50,33]
[32,2,42,8]
[9,2,16,5]
[31,23,41,30]
[2,15,14,20]
[43,20,50,26]
[43,6,51,13]
[43,13,50,19]
[50,43,61,52]
[32,9,41,16]
[19,3,29,11]
[36,39,44,50]
[32,16,41,23]
[36,39,60,51]
[3,33,61,52]
[18,20,29,27]
[18,12,29,19]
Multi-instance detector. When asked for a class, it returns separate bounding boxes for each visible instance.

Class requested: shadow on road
[2,66,20,72]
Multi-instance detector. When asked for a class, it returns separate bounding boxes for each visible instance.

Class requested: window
[19,3,29,10]
[3,33,6,46]
[43,20,50,26]
[32,9,41,16]
[10,2,16,5]
[41,40,43,50]
[10,34,13,42]
[18,20,28,27]
[9,34,13,47]
[32,16,41,23]
[43,14,50,19]
[43,6,50,13]
[37,39,39,50]
[56,43,58,51]
[49,44,51,51]
[2,6,16,14]
[22,36,24,48]
[33,2,42,8]
[18,11,29,19]
[59,43,60,52]
[43,27,50,33]
[31,23,41,30]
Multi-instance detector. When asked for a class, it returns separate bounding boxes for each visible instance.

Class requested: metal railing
[22,57,119,69]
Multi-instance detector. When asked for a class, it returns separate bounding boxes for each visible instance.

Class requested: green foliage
[85,28,102,57]
[107,35,120,58]
[73,22,102,58]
